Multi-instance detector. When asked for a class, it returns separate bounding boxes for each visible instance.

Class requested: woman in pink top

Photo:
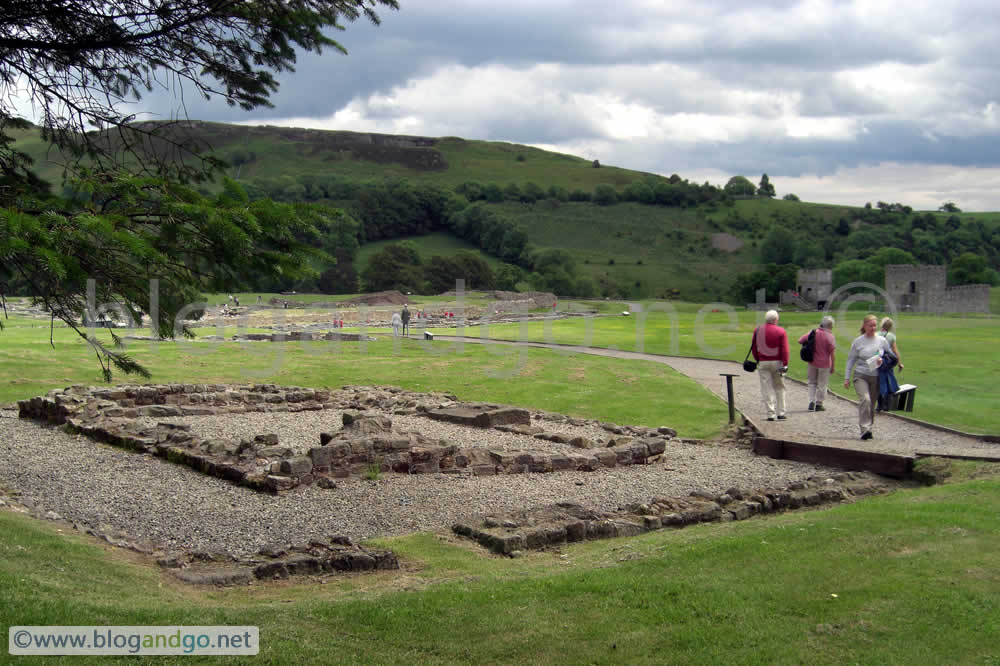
[799,315,836,411]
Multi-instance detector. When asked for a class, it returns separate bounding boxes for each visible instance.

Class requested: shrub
[592,184,618,206]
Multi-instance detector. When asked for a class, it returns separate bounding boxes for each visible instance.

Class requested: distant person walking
[391,312,402,337]
[401,305,411,336]
[799,315,836,412]
[752,309,789,421]
[844,314,892,440]
[876,317,904,411]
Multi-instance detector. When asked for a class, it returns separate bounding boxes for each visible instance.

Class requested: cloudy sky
[152,0,1000,211]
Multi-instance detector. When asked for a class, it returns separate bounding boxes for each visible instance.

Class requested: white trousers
[757,361,786,419]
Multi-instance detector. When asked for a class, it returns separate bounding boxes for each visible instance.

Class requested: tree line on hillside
[243,172,731,211]
[729,202,1000,303]
[237,172,1000,299]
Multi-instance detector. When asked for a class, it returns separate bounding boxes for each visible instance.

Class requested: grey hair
[820,315,835,329]
[880,316,894,331]
[765,309,779,323]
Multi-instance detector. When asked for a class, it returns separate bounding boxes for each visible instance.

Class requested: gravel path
[439,337,1000,459]
[0,407,838,557]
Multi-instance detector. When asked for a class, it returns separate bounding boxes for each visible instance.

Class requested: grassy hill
[11,121,999,302]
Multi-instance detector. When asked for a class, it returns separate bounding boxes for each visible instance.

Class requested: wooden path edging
[753,437,915,479]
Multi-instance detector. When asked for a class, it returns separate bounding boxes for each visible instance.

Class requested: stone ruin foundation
[13,383,898,584]
[18,383,679,493]
[453,472,891,556]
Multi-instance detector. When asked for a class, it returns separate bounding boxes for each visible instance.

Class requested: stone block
[679,501,722,523]
[254,561,289,579]
[264,475,298,493]
[529,454,553,473]
[349,439,374,455]
[550,455,574,471]
[612,520,644,538]
[644,438,666,456]
[309,446,333,467]
[612,445,634,465]
[327,442,351,459]
[284,554,322,575]
[409,447,441,464]
[565,521,586,542]
[427,405,530,428]
[586,520,617,539]
[258,445,294,459]
[373,437,411,452]
[593,450,617,468]
[202,438,236,455]
[630,443,651,463]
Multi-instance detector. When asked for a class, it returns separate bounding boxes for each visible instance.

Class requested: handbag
[743,330,757,372]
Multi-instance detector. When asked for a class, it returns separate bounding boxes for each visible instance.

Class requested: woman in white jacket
[844,314,891,440]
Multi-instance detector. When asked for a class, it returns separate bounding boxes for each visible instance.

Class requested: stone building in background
[884,264,990,313]
[778,264,991,313]
[779,269,832,310]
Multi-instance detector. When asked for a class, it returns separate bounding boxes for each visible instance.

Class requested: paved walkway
[437,336,1000,460]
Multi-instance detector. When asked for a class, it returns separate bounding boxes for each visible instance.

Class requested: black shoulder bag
[743,328,758,372]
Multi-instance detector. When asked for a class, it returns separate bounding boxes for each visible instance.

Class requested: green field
[0,313,727,438]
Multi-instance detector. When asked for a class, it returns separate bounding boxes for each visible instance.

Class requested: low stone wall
[167,536,399,585]
[17,384,681,494]
[454,472,892,555]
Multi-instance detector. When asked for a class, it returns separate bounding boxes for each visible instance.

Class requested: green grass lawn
[1,465,998,664]
[0,314,726,438]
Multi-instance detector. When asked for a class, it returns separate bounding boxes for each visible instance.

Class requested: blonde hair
[880,317,894,332]
[860,314,878,334]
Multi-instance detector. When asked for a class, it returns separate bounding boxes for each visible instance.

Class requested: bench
[888,384,918,412]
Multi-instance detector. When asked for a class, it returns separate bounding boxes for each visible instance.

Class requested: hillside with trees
[9,122,1000,303]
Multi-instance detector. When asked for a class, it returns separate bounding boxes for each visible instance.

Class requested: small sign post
[720,373,738,424]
